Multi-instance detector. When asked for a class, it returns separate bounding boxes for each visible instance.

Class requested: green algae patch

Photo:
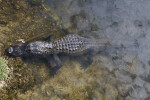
[0,58,10,81]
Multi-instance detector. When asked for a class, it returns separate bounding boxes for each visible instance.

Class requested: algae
[0,58,10,81]
[0,0,63,99]
[16,60,120,100]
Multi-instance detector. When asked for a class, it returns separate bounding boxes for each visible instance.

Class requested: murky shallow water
[1,0,150,100]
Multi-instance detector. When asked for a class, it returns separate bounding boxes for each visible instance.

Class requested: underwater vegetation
[0,57,10,81]
[0,57,12,99]
[0,0,64,99]
[27,0,44,6]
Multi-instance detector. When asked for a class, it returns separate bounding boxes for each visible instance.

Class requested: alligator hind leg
[77,49,95,69]
[47,54,62,76]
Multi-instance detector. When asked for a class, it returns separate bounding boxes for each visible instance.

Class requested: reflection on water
[1,0,150,100]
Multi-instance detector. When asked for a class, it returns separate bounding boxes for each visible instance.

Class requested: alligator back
[26,34,102,55]
[53,34,95,54]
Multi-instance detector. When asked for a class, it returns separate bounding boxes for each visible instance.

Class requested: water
[1,0,150,100]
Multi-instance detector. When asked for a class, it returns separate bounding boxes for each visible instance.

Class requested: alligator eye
[7,47,13,54]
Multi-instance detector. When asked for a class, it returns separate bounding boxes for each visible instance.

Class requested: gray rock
[117,84,132,96]
[144,82,150,93]
[115,70,132,83]
[133,77,145,87]
[129,87,148,100]
[124,96,136,100]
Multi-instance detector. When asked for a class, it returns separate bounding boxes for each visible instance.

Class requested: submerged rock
[133,77,145,87]
[129,87,148,100]
[144,82,150,93]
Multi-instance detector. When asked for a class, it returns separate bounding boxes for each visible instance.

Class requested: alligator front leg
[42,34,56,42]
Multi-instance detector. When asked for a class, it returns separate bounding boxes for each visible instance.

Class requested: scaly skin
[7,34,102,57]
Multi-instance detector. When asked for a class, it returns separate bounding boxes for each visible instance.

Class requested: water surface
[1,0,150,100]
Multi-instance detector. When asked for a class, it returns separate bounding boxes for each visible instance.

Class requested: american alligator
[6,34,137,74]
[7,34,107,74]
[7,34,106,57]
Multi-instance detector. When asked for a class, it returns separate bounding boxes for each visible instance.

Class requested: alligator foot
[47,54,62,76]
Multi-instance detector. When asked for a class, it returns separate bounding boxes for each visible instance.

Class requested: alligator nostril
[7,47,13,54]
